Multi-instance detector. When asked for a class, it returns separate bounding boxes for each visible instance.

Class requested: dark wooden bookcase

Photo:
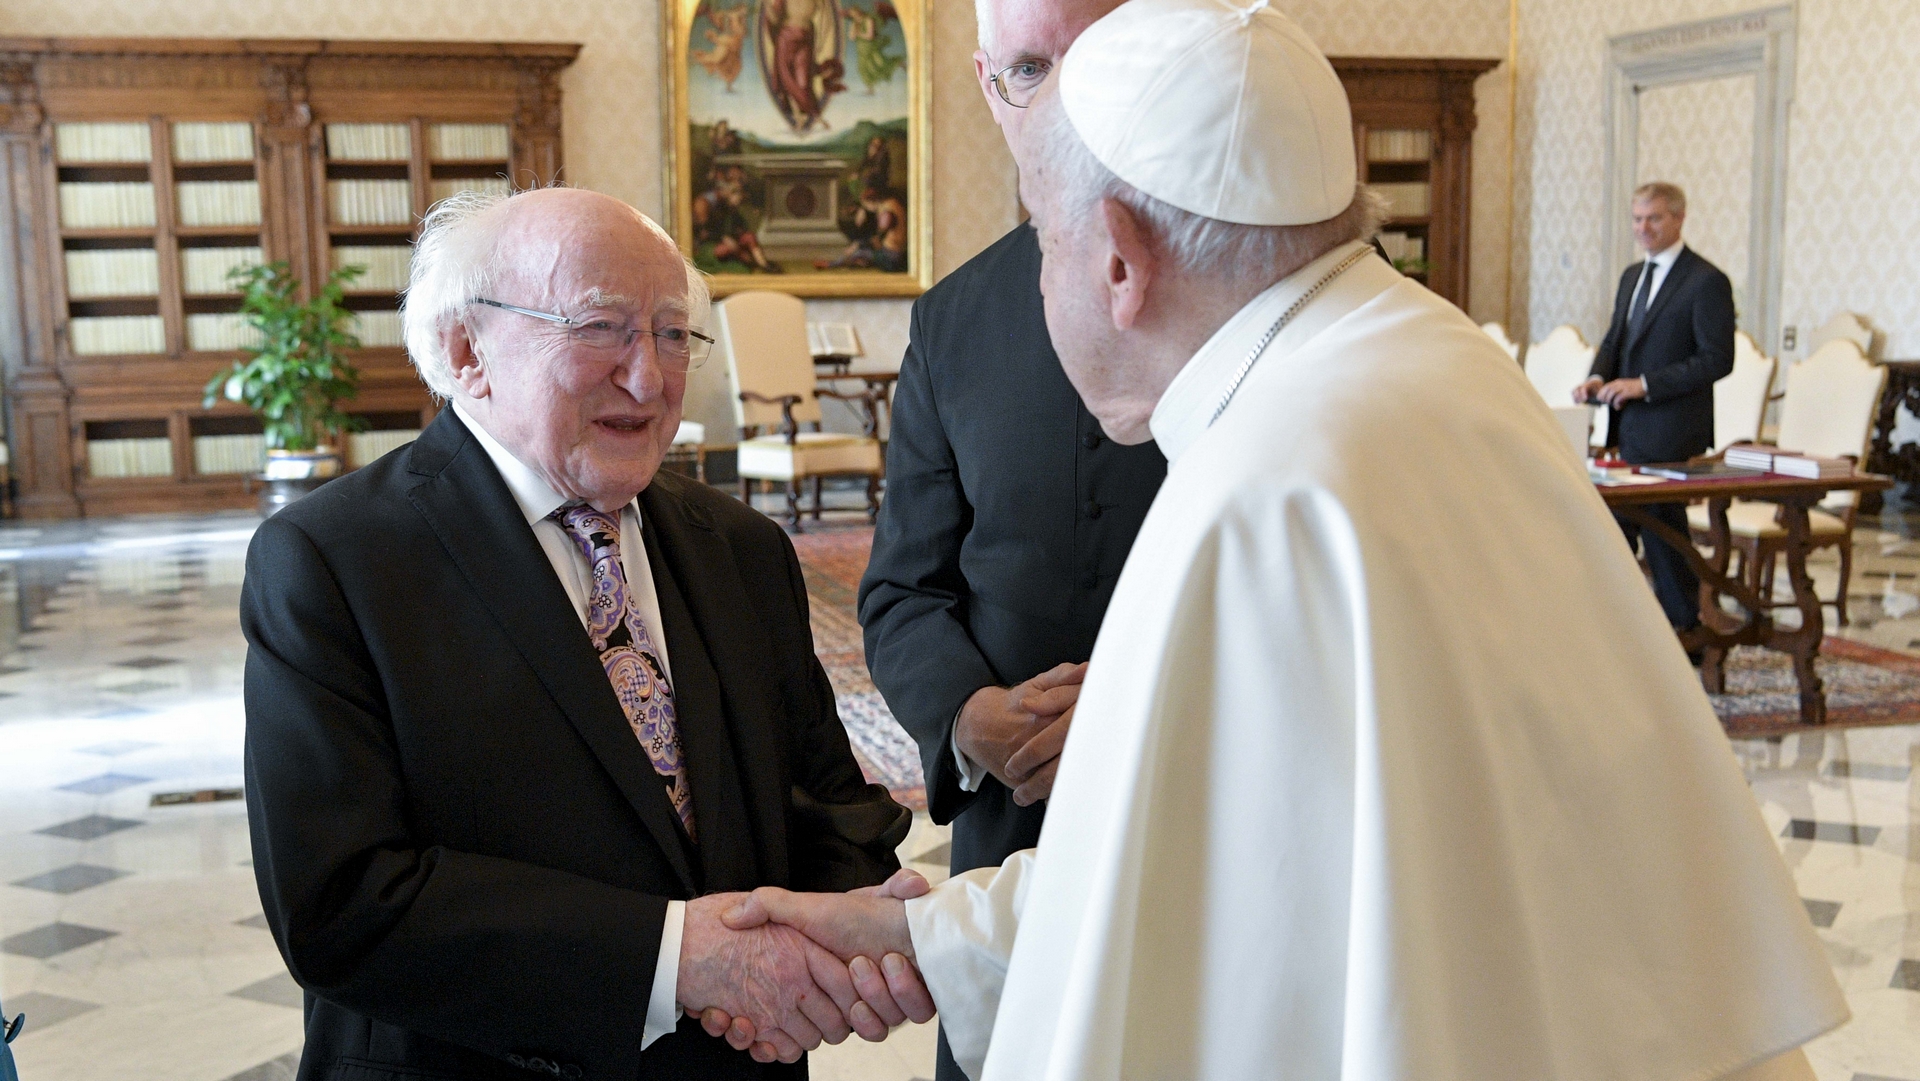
[0,38,578,517]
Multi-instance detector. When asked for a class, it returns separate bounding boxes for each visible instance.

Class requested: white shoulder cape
[905,254,1846,1081]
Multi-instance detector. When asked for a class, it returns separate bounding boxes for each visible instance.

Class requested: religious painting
[665,0,931,297]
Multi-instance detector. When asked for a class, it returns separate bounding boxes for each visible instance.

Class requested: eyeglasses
[471,298,715,371]
[988,57,1053,109]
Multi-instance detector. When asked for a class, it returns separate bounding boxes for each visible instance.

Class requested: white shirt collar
[1646,239,1685,269]
[1148,241,1399,463]
[450,401,617,527]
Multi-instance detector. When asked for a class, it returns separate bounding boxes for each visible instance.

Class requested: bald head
[973,0,1124,146]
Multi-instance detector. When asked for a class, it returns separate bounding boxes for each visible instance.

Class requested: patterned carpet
[791,524,927,810]
[1712,637,1920,737]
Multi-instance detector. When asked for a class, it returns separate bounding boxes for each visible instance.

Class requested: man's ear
[445,319,489,400]
[973,50,998,111]
[1099,196,1156,331]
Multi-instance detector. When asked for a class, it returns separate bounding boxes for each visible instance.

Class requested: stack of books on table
[1724,446,1854,478]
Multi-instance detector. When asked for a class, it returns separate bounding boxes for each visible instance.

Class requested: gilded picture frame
[663,0,932,297]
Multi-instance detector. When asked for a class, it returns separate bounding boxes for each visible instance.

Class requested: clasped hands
[676,869,934,1063]
[1574,375,1647,408]
[958,661,1088,806]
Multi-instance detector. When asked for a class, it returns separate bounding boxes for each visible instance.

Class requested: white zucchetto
[1058,0,1357,226]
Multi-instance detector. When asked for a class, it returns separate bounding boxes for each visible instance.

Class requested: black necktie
[1629,261,1656,332]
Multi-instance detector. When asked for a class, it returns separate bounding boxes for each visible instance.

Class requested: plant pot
[263,446,343,480]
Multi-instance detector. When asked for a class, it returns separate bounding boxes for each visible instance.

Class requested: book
[1768,454,1853,479]
[429,123,510,162]
[87,437,172,478]
[328,180,414,226]
[55,122,152,163]
[349,310,405,347]
[172,122,255,163]
[429,177,512,204]
[175,181,262,227]
[180,246,262,294]
[192,433,267,474]
[807,322,862,359]
[1365,129,1431,163]
[350,429,422,467]
[59,182,157,229]
[186,312,264,352]
[326,123,411,161]
[65,248,159,298]
[1636,462,1766,481]
[1723,446,1775,471]
[69,314,165,355]
[331,245,413,292]
[1369,182,1430,218]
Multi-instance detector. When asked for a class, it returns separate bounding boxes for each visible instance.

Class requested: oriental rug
[1713,637,1920,738]
[790,524,927,810]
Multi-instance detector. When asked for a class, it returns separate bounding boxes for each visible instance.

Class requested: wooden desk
[1597,470,1892,727]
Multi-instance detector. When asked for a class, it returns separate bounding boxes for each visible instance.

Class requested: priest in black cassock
[855,2,1161,1079]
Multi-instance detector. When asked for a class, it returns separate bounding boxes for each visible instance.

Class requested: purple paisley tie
[553,505,695,842]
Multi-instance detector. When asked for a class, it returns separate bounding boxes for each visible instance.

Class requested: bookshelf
[1330,57,1500,311]
[0,38,580,517]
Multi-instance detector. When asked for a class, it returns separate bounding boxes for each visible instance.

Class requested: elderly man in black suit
[241,188,931,1081]
[1576,181,1736,632]
[856,2,1164,1078]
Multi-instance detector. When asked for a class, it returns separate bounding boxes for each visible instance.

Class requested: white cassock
[904,241,1848,1081]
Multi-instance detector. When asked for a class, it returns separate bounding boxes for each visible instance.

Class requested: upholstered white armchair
[1712,331,1777,452]
[1688,338,1886,623]
[1481,321,1521,362]
[713,290,884,532]
[1525,325,1606,450]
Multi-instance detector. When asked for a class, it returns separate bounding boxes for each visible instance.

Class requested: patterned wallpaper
[1514,0,1920,358]
[1636,74,1756,302]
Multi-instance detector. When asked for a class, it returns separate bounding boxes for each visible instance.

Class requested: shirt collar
[1647,240,1685,269]
[450,402,633,527]
[1147,241,1399,464]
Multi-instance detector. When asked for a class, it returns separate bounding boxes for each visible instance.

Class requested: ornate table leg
[1620,496,1770,696]
[1770,496,1827,726]
[1697,497,1734,693]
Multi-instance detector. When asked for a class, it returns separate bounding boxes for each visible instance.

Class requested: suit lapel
[641,475,794,889]
[1628,248,1697,351]
[404,411,699,895]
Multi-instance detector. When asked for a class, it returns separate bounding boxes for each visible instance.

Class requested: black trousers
[1615,501,1701,630]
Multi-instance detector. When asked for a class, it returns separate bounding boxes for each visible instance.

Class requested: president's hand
[1593,377,1647,406]
[676,892,873,1063]
[956,661,1087,802]
[1572,376,1603,404]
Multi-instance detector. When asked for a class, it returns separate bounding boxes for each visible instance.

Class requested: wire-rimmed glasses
[988,57,1053,109]
[471,298,716,371]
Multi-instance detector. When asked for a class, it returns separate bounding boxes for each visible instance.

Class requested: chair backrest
[714,290,824,431]
[1807,311,1877,359]
[1777,339,1885,459]
[1550,406,1593,460]
[1524,325,1607,447]
[1481,321,1521,362]
[1713,331,1777,451]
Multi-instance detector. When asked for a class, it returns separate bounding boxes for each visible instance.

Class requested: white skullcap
[1058,0,1356,226]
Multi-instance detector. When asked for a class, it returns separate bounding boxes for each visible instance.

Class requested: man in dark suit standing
[242,188,931,1081]
[857,2,1163,1077]
[1576,181,1736,631]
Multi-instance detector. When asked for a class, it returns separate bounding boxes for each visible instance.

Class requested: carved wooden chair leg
[786,480,805,533]
[813,476,824,520]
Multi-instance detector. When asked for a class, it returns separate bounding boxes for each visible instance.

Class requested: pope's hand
[697,872,936,1059]
[675,892,876,1063]
[956,661,1087,802]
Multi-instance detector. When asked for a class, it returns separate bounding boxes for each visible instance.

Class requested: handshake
[676,868,936,1063]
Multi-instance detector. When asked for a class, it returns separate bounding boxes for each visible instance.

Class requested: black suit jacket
[857,223,1166,875]
[1589,245,1736,463]
[242,410,907,1081]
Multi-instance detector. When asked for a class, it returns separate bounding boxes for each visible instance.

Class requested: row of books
[807,322,863,359]
[429,124,510,162]
[56,122,152,164]
[332,245,412,292]
[182,246,263,294]
[71,314,165,355]
[430,177,512,204]
[66,248,159,298]
[351,429,422,466]
[193,433,267,475]
[1377,231,1427,265]
[88,437,173,479]
[1366,129,1432,163]
[1370,182,1431,219]
[1723,446,1854,478]
[327,123,412,162]
[60,182,156,229]
[174,122,255,163]
[350,309,406,347]
[176,181,262,228]
[186,313,265,352]
[328,180,414,226]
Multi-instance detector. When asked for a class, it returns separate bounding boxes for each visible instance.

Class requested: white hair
[1028,91,1386,283]
[975,0,995,52]
[400,188,712,400]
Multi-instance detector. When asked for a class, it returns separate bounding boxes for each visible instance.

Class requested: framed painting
[663,0,932,297]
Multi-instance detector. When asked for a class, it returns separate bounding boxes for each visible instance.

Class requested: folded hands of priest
[677,869,936,1063]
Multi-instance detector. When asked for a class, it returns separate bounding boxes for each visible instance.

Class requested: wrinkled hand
[675,892,875,1063]
[692,871,936,1060]
[956,661,1087,802]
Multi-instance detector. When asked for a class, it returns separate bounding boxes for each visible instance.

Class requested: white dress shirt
[1633,238,1686,309]
[451,404,686,1050]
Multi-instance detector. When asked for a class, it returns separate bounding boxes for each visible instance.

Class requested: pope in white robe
[715,2,1849,1078]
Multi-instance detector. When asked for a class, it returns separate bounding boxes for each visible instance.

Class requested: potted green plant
[202,261,367,513]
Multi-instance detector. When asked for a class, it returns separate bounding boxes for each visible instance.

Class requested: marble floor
[0,507,1915,1080]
